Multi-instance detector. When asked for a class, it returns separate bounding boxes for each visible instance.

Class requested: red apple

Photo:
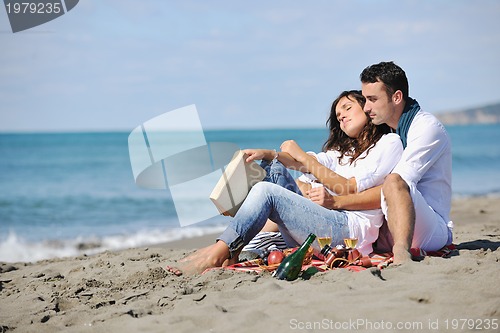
[267,250,284,265]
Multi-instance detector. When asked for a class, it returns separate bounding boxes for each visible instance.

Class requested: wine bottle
[273,233,316,281]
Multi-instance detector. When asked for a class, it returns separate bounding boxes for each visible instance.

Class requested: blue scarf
[396,97,420,149]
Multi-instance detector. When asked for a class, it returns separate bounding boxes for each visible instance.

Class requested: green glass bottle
[273,233,316,281]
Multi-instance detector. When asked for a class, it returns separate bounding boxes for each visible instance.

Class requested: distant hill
[436,102,500,125]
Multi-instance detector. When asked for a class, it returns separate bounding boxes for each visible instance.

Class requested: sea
[1,125,499,263]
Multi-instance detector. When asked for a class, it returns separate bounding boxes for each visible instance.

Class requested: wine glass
[344,237,358,249]
[316,223,333,252]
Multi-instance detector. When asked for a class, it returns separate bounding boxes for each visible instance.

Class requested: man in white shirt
[318,61,453,264]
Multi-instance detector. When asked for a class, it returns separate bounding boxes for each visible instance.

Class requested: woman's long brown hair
[322,90,391,164]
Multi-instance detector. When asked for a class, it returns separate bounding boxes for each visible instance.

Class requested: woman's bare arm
[243,149,306,171]
[280,140,357,195]
[301,155,357,195]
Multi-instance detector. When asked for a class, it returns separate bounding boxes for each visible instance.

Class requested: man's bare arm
[331,185,382,210]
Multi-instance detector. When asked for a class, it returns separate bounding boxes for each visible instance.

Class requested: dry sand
[1,197,499,333]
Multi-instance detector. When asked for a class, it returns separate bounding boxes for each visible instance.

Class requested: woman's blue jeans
[260,159,303,195]
[217,160,349,257]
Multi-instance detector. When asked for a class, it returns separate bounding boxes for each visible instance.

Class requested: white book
[210,150,266,217]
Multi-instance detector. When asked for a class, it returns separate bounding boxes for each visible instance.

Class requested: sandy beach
[1,197,499,333]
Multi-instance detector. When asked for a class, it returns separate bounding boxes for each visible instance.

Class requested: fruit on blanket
[267,250,284,265]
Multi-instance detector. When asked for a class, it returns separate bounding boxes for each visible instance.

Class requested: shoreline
[1,195,500,264]
[156,233,218,250]
[1,196,499,332]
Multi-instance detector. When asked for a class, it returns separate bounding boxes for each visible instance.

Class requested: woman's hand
[306,186,335,209]
[280,140,308,163]
[243,149,271,163]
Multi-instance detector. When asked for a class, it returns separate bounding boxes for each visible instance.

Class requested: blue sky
[1,0,499,132]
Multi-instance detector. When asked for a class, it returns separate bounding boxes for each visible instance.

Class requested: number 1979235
[6,2,62,14]
[445,318,498,330]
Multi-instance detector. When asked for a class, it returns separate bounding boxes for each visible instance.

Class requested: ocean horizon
[1,124,499,263]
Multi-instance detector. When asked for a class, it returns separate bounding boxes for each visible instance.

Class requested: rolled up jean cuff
[216,227,246,259]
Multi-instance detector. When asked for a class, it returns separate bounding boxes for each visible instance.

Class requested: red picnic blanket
[215,244,456,275]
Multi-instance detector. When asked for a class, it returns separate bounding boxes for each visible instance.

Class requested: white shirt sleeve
[353,133,403,192]
[392,113,451,185]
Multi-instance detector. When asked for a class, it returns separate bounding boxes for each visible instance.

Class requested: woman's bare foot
[178,244,215,263]
[392,243,412,265]
[165,241,233,276]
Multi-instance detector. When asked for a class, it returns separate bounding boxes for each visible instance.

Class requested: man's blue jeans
[217,160,349,257]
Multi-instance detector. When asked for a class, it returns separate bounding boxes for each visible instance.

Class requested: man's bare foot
[392,243,412,265]
[164,241,233,276]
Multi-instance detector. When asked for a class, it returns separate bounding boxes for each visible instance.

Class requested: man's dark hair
[360,61,409,101]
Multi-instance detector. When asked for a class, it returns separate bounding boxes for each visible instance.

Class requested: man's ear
[393,90,404,105]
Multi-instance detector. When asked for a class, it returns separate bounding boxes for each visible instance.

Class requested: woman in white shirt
[166,90,403,275]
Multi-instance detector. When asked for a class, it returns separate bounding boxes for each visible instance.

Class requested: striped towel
[241,231,288,252]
